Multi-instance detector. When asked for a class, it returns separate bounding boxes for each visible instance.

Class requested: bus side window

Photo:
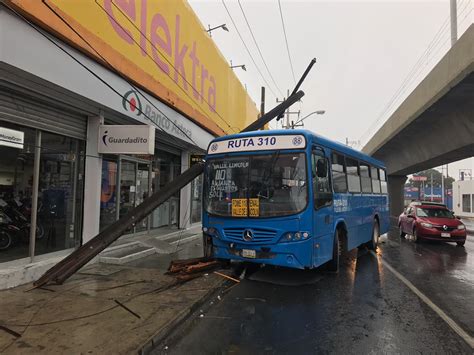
[312,150,333,209]
[346,158,361,193]
[371,166,381,194]
[332,153,347,192]
[360,162,372,193]
[379,168,388,194]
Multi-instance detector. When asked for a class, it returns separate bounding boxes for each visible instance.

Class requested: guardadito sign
[98,125,155,155]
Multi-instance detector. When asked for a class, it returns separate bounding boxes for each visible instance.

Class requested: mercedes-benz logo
[243,229,253,241]
[443,225,448,231]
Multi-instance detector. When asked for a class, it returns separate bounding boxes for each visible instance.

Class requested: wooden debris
[213,271,240,283]
[166,257,223,283]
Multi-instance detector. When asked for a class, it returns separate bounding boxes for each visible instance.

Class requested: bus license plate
[441,233,450,238]
[242,249,256,258]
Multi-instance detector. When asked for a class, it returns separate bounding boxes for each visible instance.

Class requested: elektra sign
[98,125,155,155]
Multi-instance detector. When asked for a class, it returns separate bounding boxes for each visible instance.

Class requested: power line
[277,0,296,85]
[4,2,191,147]
[42,0,217,146]
[361,0,474,144]
[237,0,284,98]
[221,0,279,98]
[98,0,237,134]
[359,11,454,144]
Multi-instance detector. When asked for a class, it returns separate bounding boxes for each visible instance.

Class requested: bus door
[311,147,334,265]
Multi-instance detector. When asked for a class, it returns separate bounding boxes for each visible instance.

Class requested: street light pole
[450,0,458,46]
[291,110,325,127]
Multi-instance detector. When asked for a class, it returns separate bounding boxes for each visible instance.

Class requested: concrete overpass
[363,24,474,216]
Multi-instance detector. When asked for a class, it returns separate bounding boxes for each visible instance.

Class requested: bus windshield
[204,152,307,218]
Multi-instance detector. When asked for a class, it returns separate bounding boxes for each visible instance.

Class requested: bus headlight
[206,227,220,238]
[280,232,310,242]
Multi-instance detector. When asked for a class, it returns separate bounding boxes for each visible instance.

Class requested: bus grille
[223,227,277,243]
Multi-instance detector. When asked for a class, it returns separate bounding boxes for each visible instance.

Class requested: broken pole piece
[34,162,205,288]
[213,271,241,283]
[185,261,221,274]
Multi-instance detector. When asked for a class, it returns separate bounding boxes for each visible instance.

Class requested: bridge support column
[387,175,407,217]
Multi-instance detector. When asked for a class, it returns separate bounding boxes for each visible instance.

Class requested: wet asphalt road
[160,228,474,354]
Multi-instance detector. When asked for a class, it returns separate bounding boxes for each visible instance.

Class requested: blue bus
[202,129,389,271]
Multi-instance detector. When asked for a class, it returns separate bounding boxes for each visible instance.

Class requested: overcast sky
[189,0,473,180]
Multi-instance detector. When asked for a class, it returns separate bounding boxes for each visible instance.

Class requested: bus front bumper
[212,238,314,269]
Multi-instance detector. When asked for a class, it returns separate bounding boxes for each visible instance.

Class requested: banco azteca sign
[122,90,192,140]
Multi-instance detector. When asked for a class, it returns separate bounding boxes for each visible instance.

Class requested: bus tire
[328,229,341,272]
[202,233,214,258]
[368,220,379,251]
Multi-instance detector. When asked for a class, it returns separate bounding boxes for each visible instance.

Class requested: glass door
[135,163,150,232]
[119,160,136,220]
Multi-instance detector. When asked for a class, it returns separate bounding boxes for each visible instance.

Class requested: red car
[398,202,467,246]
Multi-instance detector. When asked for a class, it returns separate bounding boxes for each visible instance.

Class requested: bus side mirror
[316,159,328,178]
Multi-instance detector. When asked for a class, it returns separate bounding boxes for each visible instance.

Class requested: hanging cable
[41,0,206,146]
[359,16,453,143]
[360,0,474,144]
[277,0,296,85]
[237,0,284,98]
[221,0,279,98]
[97,0,237,133]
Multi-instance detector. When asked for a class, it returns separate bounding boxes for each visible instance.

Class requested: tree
[405,169,454,189]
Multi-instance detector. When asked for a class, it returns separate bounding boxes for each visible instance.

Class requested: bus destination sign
[207,134,306,155]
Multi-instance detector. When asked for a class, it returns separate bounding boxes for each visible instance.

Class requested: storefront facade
[0,1,259,287]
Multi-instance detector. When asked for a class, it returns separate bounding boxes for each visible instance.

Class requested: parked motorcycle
[0,210,21,251]
[0,198,44,241]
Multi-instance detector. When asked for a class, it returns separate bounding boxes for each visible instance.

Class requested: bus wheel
[368,220,379,251]
[202,234,214,258]
[328,229,341,272]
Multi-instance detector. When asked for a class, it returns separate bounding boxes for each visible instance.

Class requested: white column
[179,150,192,229]
[82,114,103,243]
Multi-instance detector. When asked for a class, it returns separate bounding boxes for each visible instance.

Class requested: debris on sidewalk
[213,271,240,283]
[166,257,222,277]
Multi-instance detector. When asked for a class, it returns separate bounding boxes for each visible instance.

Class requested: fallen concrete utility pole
[33,90,305,288]
[34,58,317,287]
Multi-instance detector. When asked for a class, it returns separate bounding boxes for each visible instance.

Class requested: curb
[138,278,227,354]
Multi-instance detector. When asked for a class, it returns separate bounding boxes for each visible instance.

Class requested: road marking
[369,250,474,349]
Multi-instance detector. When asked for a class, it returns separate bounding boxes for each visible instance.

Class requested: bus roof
[209,129,386,168]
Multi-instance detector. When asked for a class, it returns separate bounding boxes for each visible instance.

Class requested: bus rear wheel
[328,229,341,272]
[367,220,379,251]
